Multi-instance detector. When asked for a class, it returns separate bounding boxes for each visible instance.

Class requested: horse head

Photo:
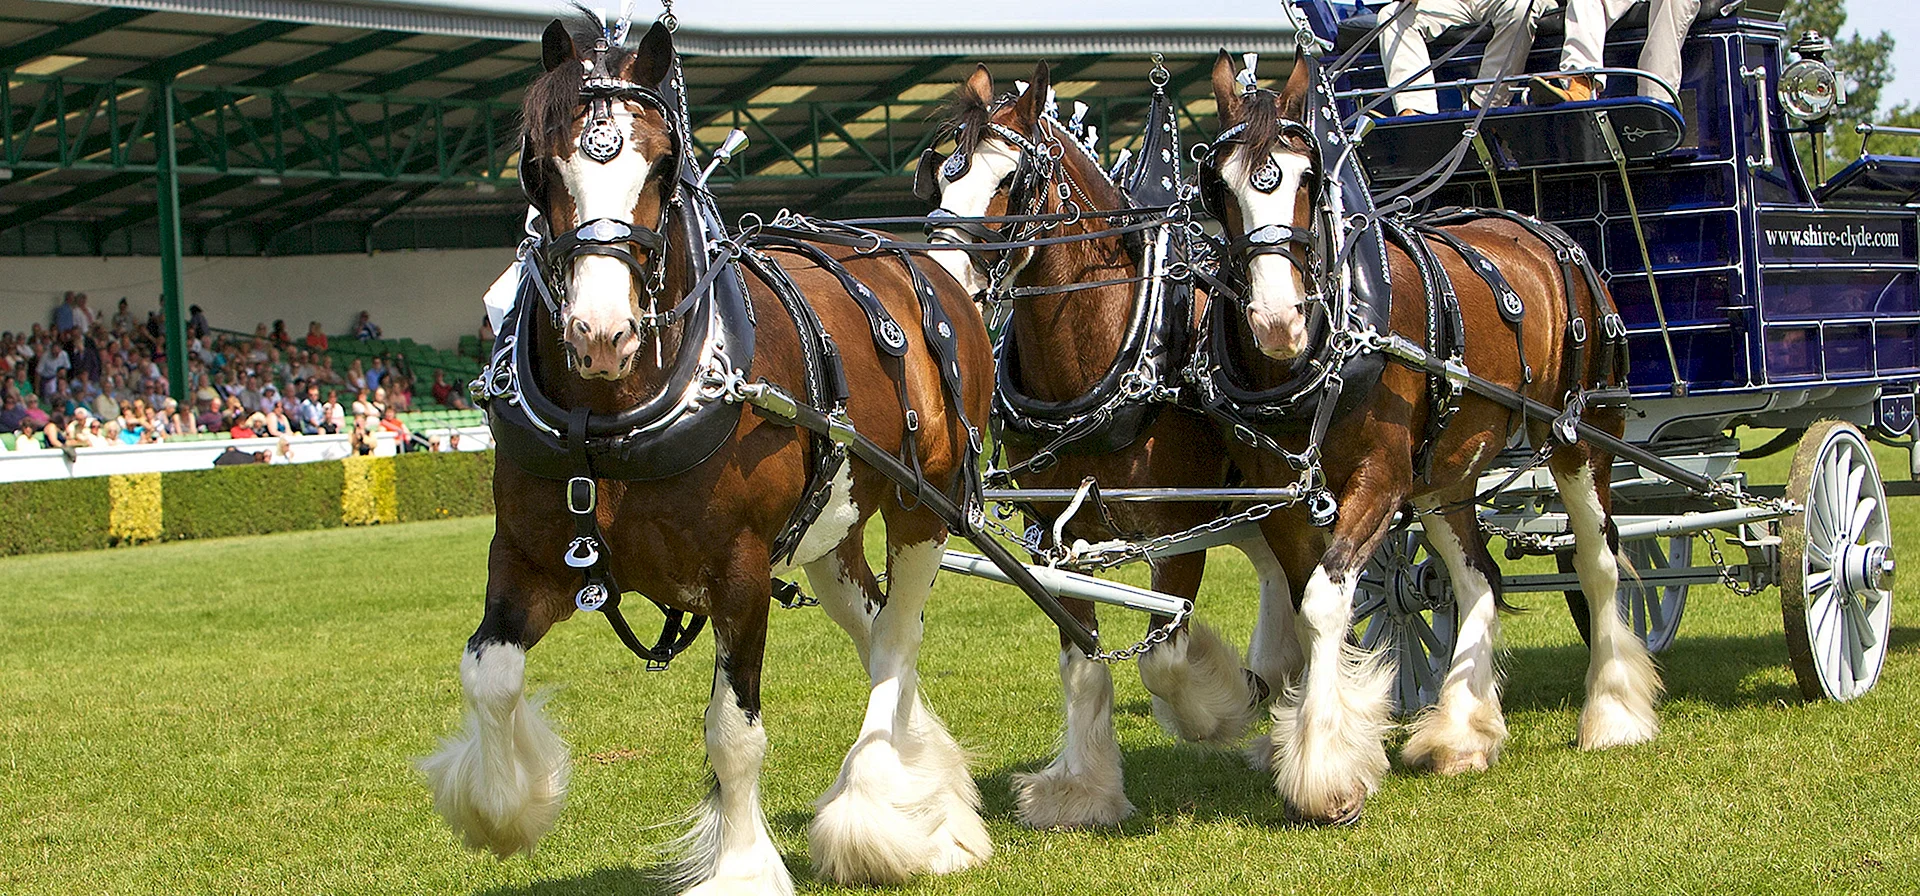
[1204,50,1327,362]
[518,16,680,380]
[918,61,1066,298]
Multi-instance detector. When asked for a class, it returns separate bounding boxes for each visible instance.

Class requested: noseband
[1199,118,1331,303]
[920,117,1063,283]
[522,45,687,340]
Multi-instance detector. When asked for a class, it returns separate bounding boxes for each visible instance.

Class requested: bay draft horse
[1201,51,1661,823]
[419,18,995,893]
[924,62,1302,829]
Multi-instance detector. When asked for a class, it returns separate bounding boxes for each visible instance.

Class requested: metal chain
[1475,514,1559,555]
[1090,601,1190,664]
[1700,527,1763,596]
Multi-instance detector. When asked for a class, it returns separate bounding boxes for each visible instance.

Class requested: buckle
[567,476,596,515]
[1569,316,1588,343]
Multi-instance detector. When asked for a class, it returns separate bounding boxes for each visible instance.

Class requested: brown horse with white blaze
[1200,50,1661,824]
[419,18,995,893]
[924,62,1301,829]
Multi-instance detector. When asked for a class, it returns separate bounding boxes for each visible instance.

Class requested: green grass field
[4,440,1918,895]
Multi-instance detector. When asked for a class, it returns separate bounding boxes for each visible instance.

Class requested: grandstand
[0,0,1289,478]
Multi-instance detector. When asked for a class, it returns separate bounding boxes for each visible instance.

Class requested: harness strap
[752,236,911,357]
[562,400,708,670]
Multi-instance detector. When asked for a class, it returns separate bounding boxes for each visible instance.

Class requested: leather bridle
[917,113,1064,286]
[520,43,688,343]
[1197,116,1333,305]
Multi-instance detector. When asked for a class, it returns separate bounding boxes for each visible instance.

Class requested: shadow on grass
[473,850,816,896]
[1499,625,1920,712]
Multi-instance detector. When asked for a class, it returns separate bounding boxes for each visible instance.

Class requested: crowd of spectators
[2,292,464,456]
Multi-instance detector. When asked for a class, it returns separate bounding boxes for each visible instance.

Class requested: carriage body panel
[1303,0,1920,443]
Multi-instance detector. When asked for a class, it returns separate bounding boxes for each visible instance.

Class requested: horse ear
[541,19,576,72]
[1211,49,1242,125]
[963,63,993,107]
[628,19,676,86]
[1013,60,1050,126]
[1278,56,1312,123]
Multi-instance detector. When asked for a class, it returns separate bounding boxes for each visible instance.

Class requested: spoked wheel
[1563,536,1693,653]
[1621,537,1692,653]
[1781,420,1896,702]
[1352,528,1457,716]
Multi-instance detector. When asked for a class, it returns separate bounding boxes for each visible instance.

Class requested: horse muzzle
[1246,296,1314,362]
[564,313,641,379]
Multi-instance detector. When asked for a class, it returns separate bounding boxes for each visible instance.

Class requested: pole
[155,76,189,405]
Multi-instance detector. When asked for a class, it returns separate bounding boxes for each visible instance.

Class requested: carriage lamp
[1780,30,1841,122]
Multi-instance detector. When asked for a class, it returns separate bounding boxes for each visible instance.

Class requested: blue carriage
[1285,0,1909,706]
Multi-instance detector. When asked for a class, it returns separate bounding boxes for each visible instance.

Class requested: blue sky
[1845,0,1920,109]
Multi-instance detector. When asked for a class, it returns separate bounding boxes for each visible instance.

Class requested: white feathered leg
[674,669,791,896]
[1553,462,1662,749]
[1011,646,1133,829]
[418,642,570,857]
[1401,515,1508,774]
[1263,565,1393,825]
[1137,620,1255,745]
[811,536,989,884]
[1240,538,1300,772]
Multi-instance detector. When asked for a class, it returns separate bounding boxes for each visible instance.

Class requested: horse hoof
[1010,767,1133,830]
[1285,792,1365,827]
[1431,750,1490,776]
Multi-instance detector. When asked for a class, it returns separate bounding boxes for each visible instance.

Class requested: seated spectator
[378,406,427,452]
[231,412,268,440]
[430,369,455,406]
[305,321,329,353]
[388,377,414,413]
[145,311,165,346]
[350,417,376,456]
[354,310,382,341]
[271,435,294,464]
[0,392,23,433]
[323,391,346,433]
[264,405,294,439]
[371,386,389,418]
[117,407,147,445]
[296,384,328,435]
[12,417,41,451]
[439,432,463,452]
[53,292,78,334]
[1534,0,1700,103]
[270,319,292,347]
[72,293,95,332]
[20,394,49,430]
[193,373,219,405]
[35,339,69,395]
[66,407,98,447]
[112,298,136,334]
[367,357,387,392]
[222,395,246,429]
[345,359,368,392]
[196,397,224,434]
[1376,0,1541,115]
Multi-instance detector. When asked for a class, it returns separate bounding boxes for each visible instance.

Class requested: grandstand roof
[0,0,1293,256]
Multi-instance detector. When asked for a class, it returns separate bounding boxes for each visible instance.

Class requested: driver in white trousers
[1533,0,1704,103]
[1374,0,1546,115]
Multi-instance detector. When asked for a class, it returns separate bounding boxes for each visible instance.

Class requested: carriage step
[940,551,1192,618]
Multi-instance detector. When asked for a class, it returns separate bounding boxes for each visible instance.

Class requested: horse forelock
[520,9,642,159]
[1233,88,1310,169]
[933,81,992,156]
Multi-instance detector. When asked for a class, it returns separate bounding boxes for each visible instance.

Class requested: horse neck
[1008,134,1138,402]
[535,203,694,414]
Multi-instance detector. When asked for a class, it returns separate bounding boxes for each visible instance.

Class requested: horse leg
[1240,536,1302,772]
[418,563,570,858]
[1137,551,1257,745]
[804,532,881,668]
[811,526,989,883]
[1010,596,1133,829]
[1260,486,1400,825]
[1551,446,1662,749]
[675,554,790,896]
[1402,509,1509,774]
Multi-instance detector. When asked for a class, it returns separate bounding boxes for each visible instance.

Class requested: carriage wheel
[1781,420,1895,702]
[1352,528,1458,716]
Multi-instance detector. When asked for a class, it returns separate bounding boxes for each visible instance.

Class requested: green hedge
[394,451,495,522]
[160,462,348,541]
[0,478,110,556]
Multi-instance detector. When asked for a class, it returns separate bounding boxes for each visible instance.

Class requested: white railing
[0,425,494,483]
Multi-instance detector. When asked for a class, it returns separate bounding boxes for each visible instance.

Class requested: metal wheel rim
[1784,422,1894,702]
[1352,528,1457,716]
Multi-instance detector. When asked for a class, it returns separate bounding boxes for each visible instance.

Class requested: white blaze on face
[1222,149,1314,360]
[555,102,655,333]
[926,138,1022,297]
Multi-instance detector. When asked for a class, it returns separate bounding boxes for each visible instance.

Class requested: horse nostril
[574,320,590,337]
[580,354,593,368]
